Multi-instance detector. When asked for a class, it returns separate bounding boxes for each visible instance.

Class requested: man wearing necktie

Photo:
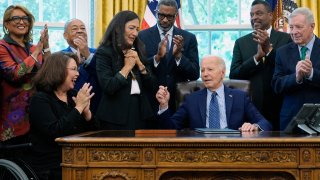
[61,19,101,114]
[230,0,292,131]
[156,55,272,131]
[272,7,320,130]
[139,0,200,120]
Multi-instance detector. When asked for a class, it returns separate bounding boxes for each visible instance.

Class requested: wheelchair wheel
[0,159,29,180]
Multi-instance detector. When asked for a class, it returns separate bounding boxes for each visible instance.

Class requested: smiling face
[5,9,30,38]
[201,56,226,91]
[289,13,314,46]
[124,18,139,47]
[250,4,272,30]
[61,58,79,91]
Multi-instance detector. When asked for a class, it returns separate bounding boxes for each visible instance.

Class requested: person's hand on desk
[239,122,259,132]
[156,85,170,110]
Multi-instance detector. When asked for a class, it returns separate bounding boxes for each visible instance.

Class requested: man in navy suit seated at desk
[156,55,272,131]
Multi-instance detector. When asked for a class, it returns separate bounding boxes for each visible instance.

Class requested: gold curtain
[94,0,147,47]
[297,0,319,36]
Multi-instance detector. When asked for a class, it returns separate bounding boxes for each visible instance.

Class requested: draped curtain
[297,0,319,36]
[94,0,147,47]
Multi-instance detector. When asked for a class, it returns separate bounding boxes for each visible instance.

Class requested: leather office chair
[175,79,251,108]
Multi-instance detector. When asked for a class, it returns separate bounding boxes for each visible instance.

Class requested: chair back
[176,79,250,108]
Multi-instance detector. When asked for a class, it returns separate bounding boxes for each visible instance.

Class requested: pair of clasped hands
[154,33,184,62]
[252,29,272,62]
[73,35,91,64]
[121,48,146,78]
[73,83,95,121]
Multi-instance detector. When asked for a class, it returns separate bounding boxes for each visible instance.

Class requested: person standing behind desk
[28,52,96,180]
[0,5,50,143]
[156,55,272,131]
[229,0,291,130]
[272,7,320,130]
[95,11,155,130]
[62,18,101,115]
[139,0,199,115]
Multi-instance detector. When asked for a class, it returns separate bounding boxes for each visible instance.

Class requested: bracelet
[43,47,50,53]
[31,54,39,63]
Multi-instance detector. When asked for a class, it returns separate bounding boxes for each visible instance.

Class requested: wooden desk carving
[56,130,320,180]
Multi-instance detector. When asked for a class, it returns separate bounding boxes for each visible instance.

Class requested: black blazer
[229,29,291,130]
[95,44,155,126]
[138,25,200,111]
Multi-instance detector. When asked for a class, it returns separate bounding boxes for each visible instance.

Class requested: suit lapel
[224,87,233,125]
[198,89,207,127]
[150,25,162,47]
[311,36,320,65]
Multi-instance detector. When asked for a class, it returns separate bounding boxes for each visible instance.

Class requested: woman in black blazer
[95,10,155,130]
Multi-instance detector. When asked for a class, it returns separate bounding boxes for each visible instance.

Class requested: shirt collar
[299,34,315,50]
[3,34,31,48]
[157,24,174,36]
[206,84,224,97]
[267,26,272,37]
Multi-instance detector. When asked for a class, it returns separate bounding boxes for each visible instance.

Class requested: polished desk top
[56,130,320,147]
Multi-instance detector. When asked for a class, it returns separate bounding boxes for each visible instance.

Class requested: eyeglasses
[156,12,176,21]
[66,67,79,72]
[8,16,30,24]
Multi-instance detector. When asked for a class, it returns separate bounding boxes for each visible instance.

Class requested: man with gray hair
[139,0,199,119]
[61,19,100,114]
[272,7,320,130]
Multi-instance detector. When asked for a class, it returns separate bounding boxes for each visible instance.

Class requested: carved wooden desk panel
[55,131,320,180]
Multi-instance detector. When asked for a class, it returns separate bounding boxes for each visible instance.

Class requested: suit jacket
[138,25,200,112]
[95,44,155,128]
[272,36,320,130]
[61,47,101,114]
[159,87,272,131]
[229,29,291,130]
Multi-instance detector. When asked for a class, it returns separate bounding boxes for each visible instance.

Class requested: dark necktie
[301,46,308,60]
[209,92,220,129]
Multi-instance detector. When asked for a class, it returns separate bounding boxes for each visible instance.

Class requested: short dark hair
[156,0,178,12]
[33,52,79,93]
[251,0,272,13]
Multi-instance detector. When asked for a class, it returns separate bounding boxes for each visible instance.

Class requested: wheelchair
[0,142,39,180]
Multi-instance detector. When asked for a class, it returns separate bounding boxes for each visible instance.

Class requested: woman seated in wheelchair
[28,52,97,180]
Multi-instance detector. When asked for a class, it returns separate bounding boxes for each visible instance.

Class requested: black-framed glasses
[66,67,79,72]
[156,12,176,21]
[8,16,30,24]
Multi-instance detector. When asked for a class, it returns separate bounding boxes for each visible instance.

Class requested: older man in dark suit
[272,7,320,130]
[138,0,199,116]
[229,0,291,130]
[156,56,272,131]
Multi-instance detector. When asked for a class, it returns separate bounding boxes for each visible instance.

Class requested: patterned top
[0,35,43,141]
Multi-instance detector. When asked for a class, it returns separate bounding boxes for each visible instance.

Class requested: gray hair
[156,0,178,11]
[289,7,314,24]
[64,18,84,32]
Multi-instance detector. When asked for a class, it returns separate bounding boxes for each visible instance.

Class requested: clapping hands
[73,83,95,121]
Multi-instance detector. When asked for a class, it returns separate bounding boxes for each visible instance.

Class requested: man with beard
[229,0,291,130]
[139,0,199,121]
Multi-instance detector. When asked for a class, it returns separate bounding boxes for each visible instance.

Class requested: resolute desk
[56,130,320,180]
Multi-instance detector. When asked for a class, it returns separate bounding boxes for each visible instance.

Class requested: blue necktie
[209,92,220,128]
[301,46,308,60]
[162,32,170,54]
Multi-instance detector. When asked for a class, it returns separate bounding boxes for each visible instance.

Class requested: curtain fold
[94,0,147,47]
[297,0,319,36]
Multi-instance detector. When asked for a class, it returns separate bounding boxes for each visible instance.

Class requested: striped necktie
[209,92,220,129]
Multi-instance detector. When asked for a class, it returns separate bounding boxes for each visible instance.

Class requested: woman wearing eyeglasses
[0,5,50,144]
[28,52,96,179]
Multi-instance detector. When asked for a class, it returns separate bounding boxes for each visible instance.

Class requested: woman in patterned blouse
[0,5,50,144]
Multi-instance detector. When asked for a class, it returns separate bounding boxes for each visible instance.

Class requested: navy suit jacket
[272,36,320,130]
[138,25,199,112]
[61,47,101,114]
[159,87,272,131]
